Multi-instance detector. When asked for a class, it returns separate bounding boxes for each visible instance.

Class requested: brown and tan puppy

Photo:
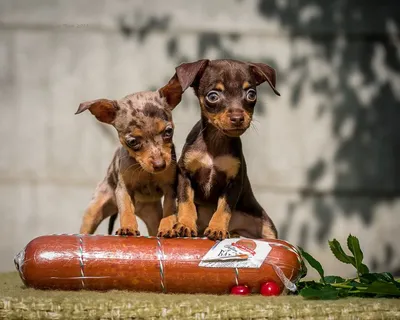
[76,79,182,237]
[170,59,281,240]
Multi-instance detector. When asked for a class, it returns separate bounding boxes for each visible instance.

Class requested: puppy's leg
[245,193,278,239]
[108,213,117,235]
[174,172,198,237]
[204,196,232,240]
[115,174,140,236]
[196,205,215,235]
[204,175,243,240]
[136,201,163,236]
[158,186,178,237]
[229,206,278,240]
[80,181,117,234]
[228,175,277,239]
[261,212,278,239]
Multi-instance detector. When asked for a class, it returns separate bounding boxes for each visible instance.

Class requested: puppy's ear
[249,63,281,96]
[175,59,209,91]
[75,99,118,124]
[159,59,210,110]
[159,74,182,110]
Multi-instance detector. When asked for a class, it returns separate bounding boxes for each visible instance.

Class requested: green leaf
[344,279,363,287]
[299,247,325,284]
[358,264,370,275]
[329,239,356,266]
[299,285,342,300]
[296,280,325,292]
[303,281,324,289]
[376,272,400,288]
[360,272,400,289]
[323,276,346,284]
[359,273,383,284]
[347,234,363,261]
[296,280,318,291]
[362,281,400,297]
[299,254,308,279]
[347,235,369,275]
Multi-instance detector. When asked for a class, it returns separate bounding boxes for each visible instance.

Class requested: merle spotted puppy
[171,59,281,240]
[76,78,183,237]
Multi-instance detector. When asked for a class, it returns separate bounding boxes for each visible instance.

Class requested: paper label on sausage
[199,238,272,268]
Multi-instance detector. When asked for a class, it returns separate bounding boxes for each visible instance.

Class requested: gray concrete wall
[1,0,399,278]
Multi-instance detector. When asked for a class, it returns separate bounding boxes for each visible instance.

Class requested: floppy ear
[159,59,210,110]
[159,74,183,110]
[75,99,118,124]
[249,63,281,96]
[175,59,209,91]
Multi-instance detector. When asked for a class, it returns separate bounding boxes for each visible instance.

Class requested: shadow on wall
[116,0,400,274]
[257,0,400,275]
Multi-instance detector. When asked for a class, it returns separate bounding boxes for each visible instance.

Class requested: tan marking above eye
[215,82,225,91]
[131,128,143,137]
[214,155,241,178]
[242,81,251,90]
[154,119,167,134]
[159,123,174,136]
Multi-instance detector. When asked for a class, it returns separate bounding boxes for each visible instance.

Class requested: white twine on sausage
[271,264,297,292]
[267,242,305,292]
[156,238,166,293]
[78,236,85,289]
[234,267,239,285]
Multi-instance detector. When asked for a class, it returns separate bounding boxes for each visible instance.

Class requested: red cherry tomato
[260,281,281,296]
[230,285,250,295]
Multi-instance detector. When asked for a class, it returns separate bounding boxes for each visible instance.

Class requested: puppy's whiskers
[121,163,141,176]
[198,121,209,138]
[250,122,260,135]
[130,166,144,184]
[119,153,132,161]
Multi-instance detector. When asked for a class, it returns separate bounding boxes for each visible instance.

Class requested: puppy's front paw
[174,222,197,237]
[204,226,229,240]
[116,227,140,236]
[230,232,241,238]
[157,228,178,238]
[157,216,178,238]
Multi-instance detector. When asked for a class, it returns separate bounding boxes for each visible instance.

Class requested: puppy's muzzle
[229,111,245,127]
[151,158,167,172]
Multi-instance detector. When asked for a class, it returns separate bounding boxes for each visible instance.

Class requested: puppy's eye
[206,91,220,103]
[246,89,257,101]
[163,127,174,139]
[126,138,141,151]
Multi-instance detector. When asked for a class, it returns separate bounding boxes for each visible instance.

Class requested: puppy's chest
[124,172,164,201]
[184,150,240,196]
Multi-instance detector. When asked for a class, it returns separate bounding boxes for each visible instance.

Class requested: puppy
[171,59,281,240]
[76,79,182,237]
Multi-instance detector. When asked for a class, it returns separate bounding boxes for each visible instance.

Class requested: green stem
[330,283,353,289]
[347,290,363,294]
[330,283,368,290]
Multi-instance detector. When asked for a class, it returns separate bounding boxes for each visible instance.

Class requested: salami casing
[14,235,304,294]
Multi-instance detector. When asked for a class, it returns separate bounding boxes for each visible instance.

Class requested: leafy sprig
[297,234,400,300]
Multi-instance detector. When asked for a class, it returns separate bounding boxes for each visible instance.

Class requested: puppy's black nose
[230,114,244,126]
[152,159,166,171]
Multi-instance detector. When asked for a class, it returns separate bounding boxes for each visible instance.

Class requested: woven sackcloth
[1,272,400,319]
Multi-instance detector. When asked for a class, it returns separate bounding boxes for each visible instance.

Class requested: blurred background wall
[0,0,399,277]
